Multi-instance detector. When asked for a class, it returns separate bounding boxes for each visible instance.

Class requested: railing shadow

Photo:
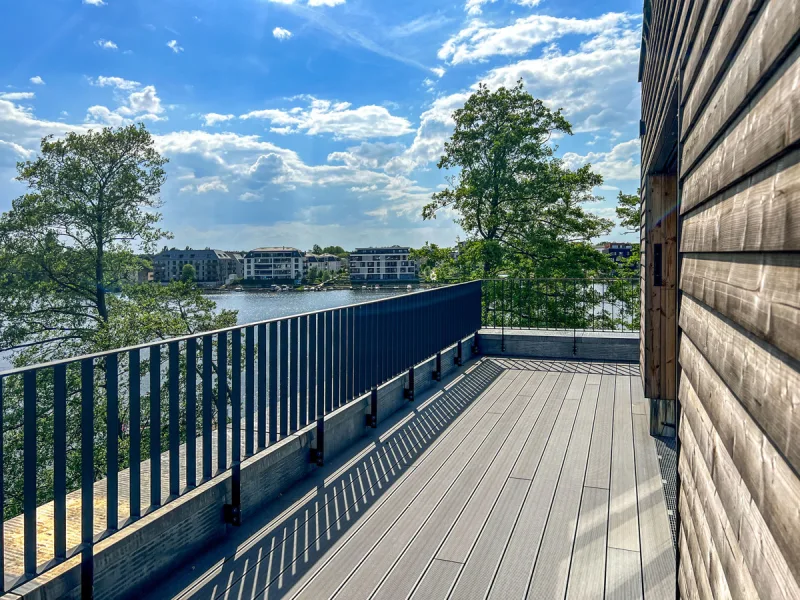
[147,359,505,600]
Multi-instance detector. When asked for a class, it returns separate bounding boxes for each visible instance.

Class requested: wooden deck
[148,358,675,600]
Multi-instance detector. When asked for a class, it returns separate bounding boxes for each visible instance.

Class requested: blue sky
[0,0,642,251]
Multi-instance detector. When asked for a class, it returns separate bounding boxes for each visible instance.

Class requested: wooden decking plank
[606,547,643,600]
[485,375,582,600]
[228,367,516,600]
[528,381,600,598]
[565,486,609,600]
[509,371,572,480]
[408,559,462,600]
[370,374,552,600]
[486,370,534,413]
[328,391,535,600]
[584,374,616,488]
[607,375,640,552]
[631,378,676,600]
[437,371,567,564]
[448,478,531,600]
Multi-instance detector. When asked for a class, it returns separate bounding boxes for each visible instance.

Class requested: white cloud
[90,76,141,90]
[29,76,45,85]
[327,142,405,169]
[95,39,118,50]
[0,92,35,101]
[431,67,446,78]
[562,139,640,181]
[240,97,413,140]
[465,0,542,15]
[239,192,261,202]
[308,0,346,5]
[83,0,106,5]
[439,12,635,64]
[272,27,293,40]
[85,84,166,126]
[167,40,184,53]
[197,179,229,193]
[0,139,36,159]
[202,113,235,126]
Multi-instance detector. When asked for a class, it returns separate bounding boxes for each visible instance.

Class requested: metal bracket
[432,352,442,381]
[404,366,415,401]
[366,388,378,428]
[222,503,242,527]
[471,332,480,356]
[455,340,463,366]
[309,417,325,466]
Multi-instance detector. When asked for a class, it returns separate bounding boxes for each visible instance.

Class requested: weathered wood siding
[641,0,800,597]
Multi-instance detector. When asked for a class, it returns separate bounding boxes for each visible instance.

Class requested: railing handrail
[0,281,478,377]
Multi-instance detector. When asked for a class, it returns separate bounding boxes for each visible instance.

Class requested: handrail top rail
[1,281,478,377]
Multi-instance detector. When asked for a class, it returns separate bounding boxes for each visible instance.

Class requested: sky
[0,0,643,252]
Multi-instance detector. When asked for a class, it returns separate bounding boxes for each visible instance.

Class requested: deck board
[140,359,674,600]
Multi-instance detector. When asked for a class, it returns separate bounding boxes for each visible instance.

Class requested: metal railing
[0,282,482,597]
[481,278,640,332]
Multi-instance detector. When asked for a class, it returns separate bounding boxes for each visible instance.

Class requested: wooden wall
[641,0,800,597]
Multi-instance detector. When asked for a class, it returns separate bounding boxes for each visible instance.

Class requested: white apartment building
[305,253,343,273]
[244,247,305,281]
[349,246,418,282]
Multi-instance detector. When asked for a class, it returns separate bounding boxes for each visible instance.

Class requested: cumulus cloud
[240,97,414,140]
[439,12,635,64]
[167,40,184,53]
[308,0,346,5]
[85,84,166,126]
[465,0,542,15]
[30,76,45,85]
[272,27,293,40]
[90,76,141,90]
[327,142,406,169]
[431,67,446,78]
[83,0,106,5]
[95,39,118,50]
[0,92,35,101]
[202,113,235,126]
[562,139,641,181]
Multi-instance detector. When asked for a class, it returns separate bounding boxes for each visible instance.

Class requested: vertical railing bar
[53,364,67,558]
[129,349,141,518]
[106,353,119,530]
[333,309,341,409]
[300,316,308,427]
[168,342,180,499]
[0,377,3,589]
[202,337,212,480]
[257,324,267,450]
[217,332,227,472]
[308,315,317,421]
[245,327,255,457]
[289,318,299,433]
[150,345,161,508]
[80,358,94,596]
[268,323,278,445]
[232,330,242,467]
[23,370,37,577]
[325,311,333,413]
[186,338,197,489]
[316,312,325,417]
[279,320,289,436]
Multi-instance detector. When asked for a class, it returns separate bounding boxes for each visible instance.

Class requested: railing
[0,282,481,596]
[481,278,640,332]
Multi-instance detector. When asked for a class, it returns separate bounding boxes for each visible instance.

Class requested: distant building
[305,253,343,273]
[597,242,633,263]
[153,248,243,285]
[349,246,419,282]
[244,247,305,281]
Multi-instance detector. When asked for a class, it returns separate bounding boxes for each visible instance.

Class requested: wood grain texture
[565,487,608,600]
[681,147,800,253]
[682,43,800,215]
[680,253,800,361]
[680,407,798,600]
[683,0,800,171]
[680,0,727,105]
[679,294,800,473]
[680,337,800,586]
[608,376,639,552]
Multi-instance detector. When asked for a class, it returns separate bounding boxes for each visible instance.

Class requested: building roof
[248,247,302,253]
[154,248,240,261]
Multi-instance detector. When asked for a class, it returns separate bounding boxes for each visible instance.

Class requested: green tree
[0,125,237,518]
[311,244,323,254]
[615,189,641,275]
[422,80,612,277]
[181,263,196,282]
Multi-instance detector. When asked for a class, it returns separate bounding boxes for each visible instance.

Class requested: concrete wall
[13,339,476,600]
[478,329,638,362]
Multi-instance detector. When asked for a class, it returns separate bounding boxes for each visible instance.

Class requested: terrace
[0,281,674,599]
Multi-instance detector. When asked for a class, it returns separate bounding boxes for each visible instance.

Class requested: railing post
[472,332,480,355]
[404,366,415,401]
[433,351,442,381]
[455,340,463,366]
[366,387,378,428]
[310,417,325,466]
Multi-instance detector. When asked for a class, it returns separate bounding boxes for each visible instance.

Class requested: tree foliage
[422,80,612,277]
[181,263,196,282]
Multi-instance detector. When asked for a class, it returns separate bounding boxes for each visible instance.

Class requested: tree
[0,125,237,518]
[311,244,323,254]
[615,189,641,275]
[422,80,612,277]
[181,263,196,282]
